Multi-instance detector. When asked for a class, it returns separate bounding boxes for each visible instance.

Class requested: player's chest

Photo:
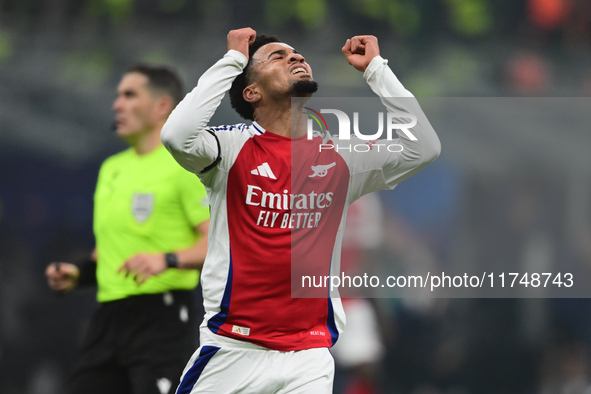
[227,137,349,208]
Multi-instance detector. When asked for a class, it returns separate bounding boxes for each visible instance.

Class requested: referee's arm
[46,250,97,293]
[117,220,210,284]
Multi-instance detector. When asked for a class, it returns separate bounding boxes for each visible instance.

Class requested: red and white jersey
[162,50,440,351]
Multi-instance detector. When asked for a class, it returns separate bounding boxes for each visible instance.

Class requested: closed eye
[268,49,288,60]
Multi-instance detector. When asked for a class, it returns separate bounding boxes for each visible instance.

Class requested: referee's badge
[131,193,155,224]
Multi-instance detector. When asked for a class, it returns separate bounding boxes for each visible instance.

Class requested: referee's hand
[45,262,80,293]
[118,253,167,285]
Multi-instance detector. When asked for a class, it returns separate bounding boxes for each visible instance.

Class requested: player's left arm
[342,35,380,73]
[117,220,209,284]
[343,35,441,192]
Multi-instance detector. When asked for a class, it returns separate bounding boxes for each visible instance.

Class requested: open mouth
[291,67,308,75]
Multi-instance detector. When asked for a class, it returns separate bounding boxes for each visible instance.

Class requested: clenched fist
[342,35,380,72]
[227,28,257,61]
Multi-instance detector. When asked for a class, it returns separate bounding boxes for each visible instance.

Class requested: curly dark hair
[229,34,280,121]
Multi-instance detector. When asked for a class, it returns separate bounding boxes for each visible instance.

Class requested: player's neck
[254,102,308,138]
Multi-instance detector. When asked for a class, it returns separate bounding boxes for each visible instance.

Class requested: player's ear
[243,84,261,104]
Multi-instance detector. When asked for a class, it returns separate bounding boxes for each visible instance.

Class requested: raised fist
[227,28,257,61]
[342,35,380,72]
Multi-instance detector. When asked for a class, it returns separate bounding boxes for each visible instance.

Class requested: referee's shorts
[68,291,198,394]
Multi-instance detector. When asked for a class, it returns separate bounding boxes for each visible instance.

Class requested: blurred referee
[45,63,210,394]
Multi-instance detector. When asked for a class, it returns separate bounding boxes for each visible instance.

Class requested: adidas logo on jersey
[251,162,277,179]
[232,325,251,336]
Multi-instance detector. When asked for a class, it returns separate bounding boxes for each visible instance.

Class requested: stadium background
[2,0,591,393]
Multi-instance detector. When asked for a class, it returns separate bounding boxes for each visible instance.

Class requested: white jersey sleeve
[161,50,248,175]
[337,56,441,203]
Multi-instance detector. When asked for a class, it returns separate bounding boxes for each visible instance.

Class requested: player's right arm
[161,28,256,174]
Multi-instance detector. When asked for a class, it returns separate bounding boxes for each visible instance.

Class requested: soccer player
[45,63,210,394]
[161,28,440,393]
